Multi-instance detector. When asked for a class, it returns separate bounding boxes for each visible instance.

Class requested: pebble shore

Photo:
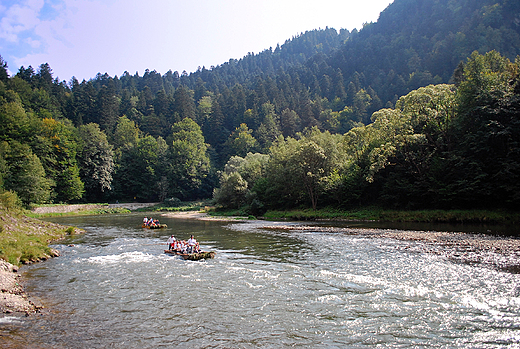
[0,260,42,314]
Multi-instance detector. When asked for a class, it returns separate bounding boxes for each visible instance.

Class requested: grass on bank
[260,207,520,224]
[0,222,71,266]
[0,192,81,265]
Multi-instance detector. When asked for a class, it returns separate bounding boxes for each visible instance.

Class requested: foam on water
[0,316,23,324]
[87,251,155,264]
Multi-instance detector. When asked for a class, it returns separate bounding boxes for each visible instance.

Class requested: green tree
[262,128,346,209]
[172,86,196,122]
[78,123,115,201]
[74,81,98,125]
[214,152,269,210]
[168,118,210,200]
[352,89,372,124]
[224,123,259,158]
[0,95,31,143]
[232,152,269,187]
[213,171,248,209]
[203,99,228,167]
[197,95,213,125]
[33,117,84,202]
[36,63,53,92]
[452,51,520,207]
[0,55,8,83]
[256,103,281,151]
[2,141,54,205]
[111,116,142,201]
[279,108,300,137]
[113,115,140,154]
[261,136,304,208]
[127,135,163,201]
[296,129,347,209]
[319,109,340,132]
[96,85,120,134]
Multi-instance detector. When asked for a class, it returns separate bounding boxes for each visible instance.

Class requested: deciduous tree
[78,123,114,201]
[168,118,210,199]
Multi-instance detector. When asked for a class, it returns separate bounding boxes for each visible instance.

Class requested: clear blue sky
[0,0,393,82]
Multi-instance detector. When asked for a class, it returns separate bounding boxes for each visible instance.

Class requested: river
[1,213,519,348]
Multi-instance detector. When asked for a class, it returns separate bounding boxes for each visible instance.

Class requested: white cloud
[25,37,41,48]
[0,0,44,42]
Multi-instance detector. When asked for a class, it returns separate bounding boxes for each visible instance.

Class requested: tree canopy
[0,0,519,211]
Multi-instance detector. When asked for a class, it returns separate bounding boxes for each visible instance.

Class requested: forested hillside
[0,0,519,211]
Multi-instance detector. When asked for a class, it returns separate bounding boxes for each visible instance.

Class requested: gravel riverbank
[264,224,520,273]
[0,260,42,314]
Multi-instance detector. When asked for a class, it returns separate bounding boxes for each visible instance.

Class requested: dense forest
[1,0,519,213]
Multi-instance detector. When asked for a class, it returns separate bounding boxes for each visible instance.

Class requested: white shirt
[187,237,197,246]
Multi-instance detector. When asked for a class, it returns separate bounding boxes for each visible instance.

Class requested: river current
[1,213,519,348]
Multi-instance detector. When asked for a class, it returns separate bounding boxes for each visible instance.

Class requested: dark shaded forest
[1,0,519,213]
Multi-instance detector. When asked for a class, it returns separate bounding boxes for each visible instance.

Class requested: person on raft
[166,235,176,250]
[144,217,160,227]
[187,235,197,253]
[169,236,201,254]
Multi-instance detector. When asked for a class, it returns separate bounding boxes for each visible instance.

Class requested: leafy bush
[0,190,22,211]
[164,197,182,207]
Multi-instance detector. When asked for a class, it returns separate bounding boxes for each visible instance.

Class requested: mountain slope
[174,0,520,124]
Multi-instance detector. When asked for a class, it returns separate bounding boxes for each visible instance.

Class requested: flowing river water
[1,213,520,348]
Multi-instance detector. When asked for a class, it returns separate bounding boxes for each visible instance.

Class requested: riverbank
[162,210,249,221]
[0,260,43,314]
[0,205,85,314]
[28,202,159,218]
[261,208,520,225]
[263,224,520,273]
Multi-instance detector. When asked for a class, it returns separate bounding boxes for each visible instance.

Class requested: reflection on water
[1,213,519,348]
